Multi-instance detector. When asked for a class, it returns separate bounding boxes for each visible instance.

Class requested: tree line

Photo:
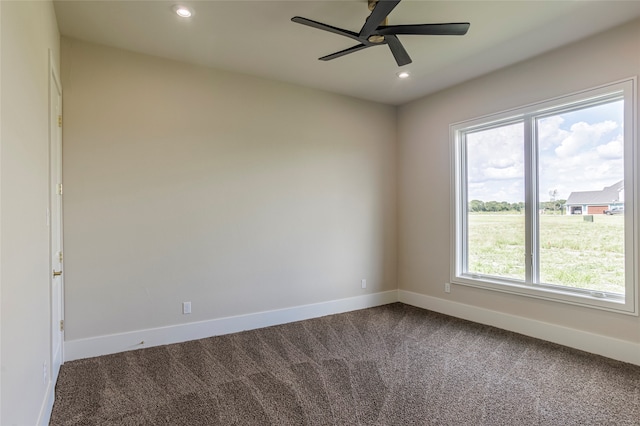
[468,200,566,213]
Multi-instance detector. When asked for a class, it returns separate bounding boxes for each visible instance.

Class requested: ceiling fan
[291,0,470,67]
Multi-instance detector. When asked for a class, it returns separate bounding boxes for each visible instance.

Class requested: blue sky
[466,100,624,203]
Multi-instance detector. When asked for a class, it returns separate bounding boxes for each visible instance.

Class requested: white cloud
[466,122,524,185]
[487,157,516,169]
[538,115,568,150]
[554,120,618,158]
[484,165,523,180]
[596,135,623,159]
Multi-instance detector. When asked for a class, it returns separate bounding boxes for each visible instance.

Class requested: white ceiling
[53,0,640,105]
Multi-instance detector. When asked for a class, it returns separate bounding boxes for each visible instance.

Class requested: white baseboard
[398,289,640,366]
[37,379,55,426]
[65,288,640,366]
[64,290,398,362]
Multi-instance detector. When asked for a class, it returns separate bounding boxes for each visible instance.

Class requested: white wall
[398,20,640,349]
[0,1,60,425]
[60,39,397,344]
[1,2,3,422]
[1,2,3,421]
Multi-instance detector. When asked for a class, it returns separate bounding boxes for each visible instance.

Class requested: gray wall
[60,38,397,342]
[398,19,640,344]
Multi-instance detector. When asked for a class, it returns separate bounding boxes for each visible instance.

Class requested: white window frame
[450,78,638,315]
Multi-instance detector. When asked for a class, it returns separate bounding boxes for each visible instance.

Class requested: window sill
[451,274,636,315]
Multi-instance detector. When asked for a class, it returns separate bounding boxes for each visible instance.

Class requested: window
[451,79,637,314]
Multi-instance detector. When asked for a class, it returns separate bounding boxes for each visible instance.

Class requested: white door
[49,56,64,380]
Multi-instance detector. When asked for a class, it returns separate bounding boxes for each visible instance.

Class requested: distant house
[565,180,624,215]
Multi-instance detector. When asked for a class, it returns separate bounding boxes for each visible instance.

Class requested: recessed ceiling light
[397,71,410,79]
[173,5,192,18]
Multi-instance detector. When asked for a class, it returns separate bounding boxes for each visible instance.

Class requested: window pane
[537,100,625,294]
[465,122,525,280]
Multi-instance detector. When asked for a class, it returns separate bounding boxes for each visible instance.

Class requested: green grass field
[467,214,625,294]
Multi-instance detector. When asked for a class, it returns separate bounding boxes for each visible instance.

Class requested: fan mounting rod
[367,0,387,43]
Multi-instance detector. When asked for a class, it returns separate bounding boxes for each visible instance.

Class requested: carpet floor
[50,303,640,425]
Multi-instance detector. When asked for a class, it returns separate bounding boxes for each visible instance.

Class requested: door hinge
[58,251,63,262]
[58,115,62,127]
[59,320,64,332]
[57,183,63,195]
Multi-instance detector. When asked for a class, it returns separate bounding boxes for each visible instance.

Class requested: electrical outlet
[444,283,451,293]
[182,301,191,314]
[361,279,367,289]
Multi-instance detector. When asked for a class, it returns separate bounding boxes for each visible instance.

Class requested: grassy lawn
[468,214,625,294]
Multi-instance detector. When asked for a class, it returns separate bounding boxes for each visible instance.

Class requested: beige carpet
[50,303,640,425]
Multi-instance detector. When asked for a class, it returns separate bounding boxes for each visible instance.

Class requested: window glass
[465,122,525,281]
[537,101,625,294]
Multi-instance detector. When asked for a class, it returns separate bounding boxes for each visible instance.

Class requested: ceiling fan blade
[292,16,362,43]
[359,0,401,39]
[385,35,412,66]
[377,23,470,36]
[319,44,372,61]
